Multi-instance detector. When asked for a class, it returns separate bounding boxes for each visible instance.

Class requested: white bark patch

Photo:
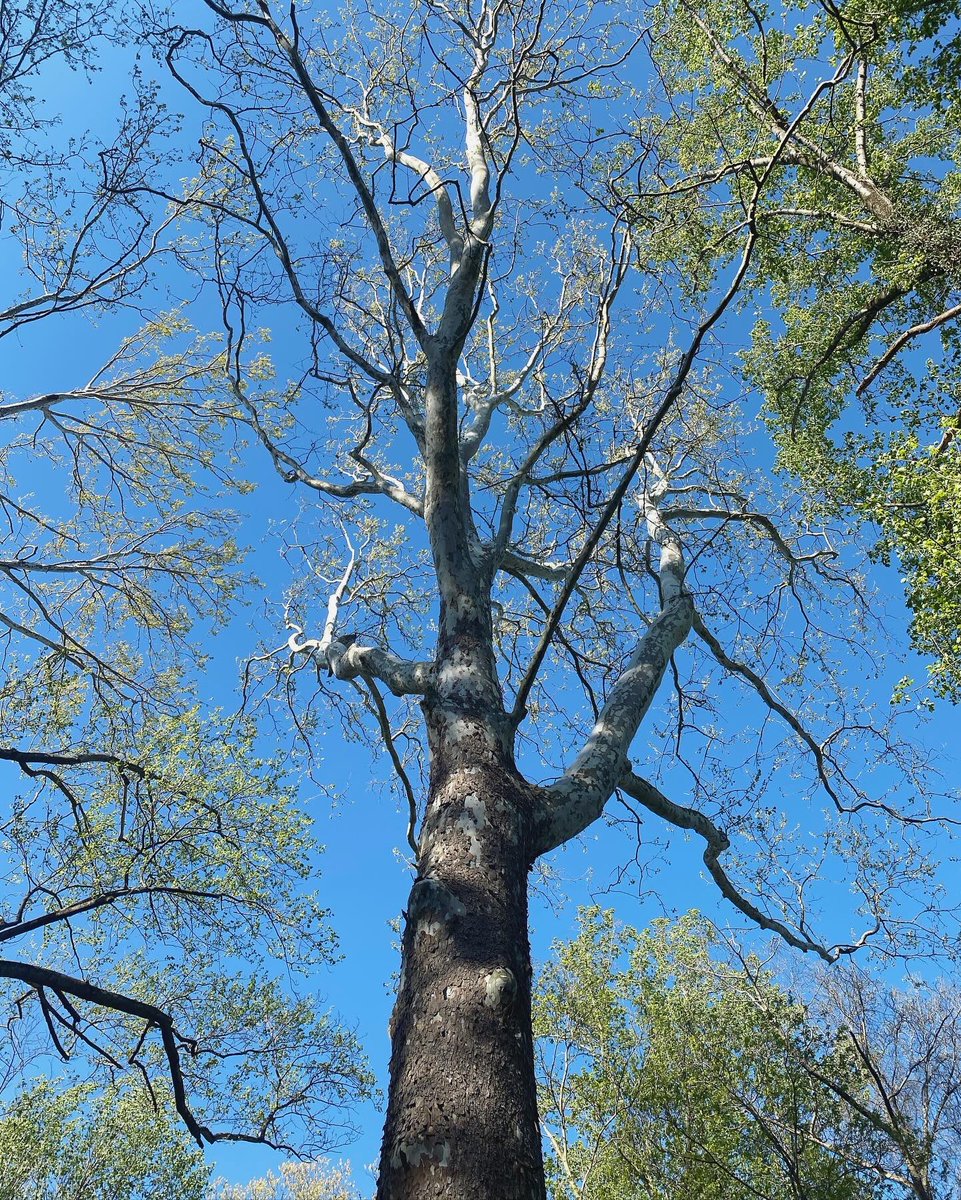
[483,966,517,1010]
[437,659,475,691]
[446,717,496,751]
[392,1139,451,1170]
[416,917,444,940]
[454,792,488,866]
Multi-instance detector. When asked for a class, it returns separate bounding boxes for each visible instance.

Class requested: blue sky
[3,2,961,1190]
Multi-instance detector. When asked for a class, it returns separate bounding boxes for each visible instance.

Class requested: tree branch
[511,197,763,722]
[533,589,693,856]
[286,549,432,697]
[857,301,961,397]
[208,0,431,350]
[618,773,840,962]
[0,959,224,1147]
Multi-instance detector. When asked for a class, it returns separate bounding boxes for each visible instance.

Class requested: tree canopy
[0,1079,210,1200]
[536,910,961,1200]
[630,0,961,697]
[162,0,961,964]
[0,0,371,1153]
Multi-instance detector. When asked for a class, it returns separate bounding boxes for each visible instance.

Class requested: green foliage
[628,0,961,698]
[534,910,880,1200]
[0,2,371,1148]
[864,423,961,699]
[0,1078,211,1200]
[0,665,374,1148]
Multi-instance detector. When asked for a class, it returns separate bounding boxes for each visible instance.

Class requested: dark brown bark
[375,299,548,1196]
[376,701,546,1200]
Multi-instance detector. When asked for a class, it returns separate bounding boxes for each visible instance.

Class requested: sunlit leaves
[535,908,878,1200]
[626,0,961,699]
[0,1078,210,1200]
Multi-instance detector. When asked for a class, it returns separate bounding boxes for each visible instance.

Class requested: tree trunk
[376,702,545,1200]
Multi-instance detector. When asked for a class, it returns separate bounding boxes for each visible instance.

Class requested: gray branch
[618,773,839,962]
[533,592,694,856]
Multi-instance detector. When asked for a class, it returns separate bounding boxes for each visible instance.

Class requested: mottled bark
[378,329,546,1191]
[376,704,545,1200]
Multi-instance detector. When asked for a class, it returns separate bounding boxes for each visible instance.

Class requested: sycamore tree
[0,0,370,1152]
[147,0,961,1195]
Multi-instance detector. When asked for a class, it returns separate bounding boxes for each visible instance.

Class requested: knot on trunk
[483,966,517,1012]
[408,877,467,935]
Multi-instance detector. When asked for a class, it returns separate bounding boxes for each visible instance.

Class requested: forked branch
[286,544,432,697]
[0,959,249,1148]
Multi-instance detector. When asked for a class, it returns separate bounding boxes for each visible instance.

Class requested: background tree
[536,910,961,1200]
[796,967,961,1199]
[148,0,961,1194]
[535,910,880,1200]
[0,0,371,1151]
[0,1078,210,1200]
[212,1160,365,1200]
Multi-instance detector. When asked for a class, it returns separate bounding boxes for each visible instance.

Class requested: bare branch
[492,233,632,570]
[857,301,961,397]
[286,549,432,697]
[359,677,420,856]
[511,200,762,722]
[199,0,431,350]
[0,959,218,1148]
[618,773,840,962]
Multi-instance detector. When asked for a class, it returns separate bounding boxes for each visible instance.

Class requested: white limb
[347,450,425,516]
[306,536,356,653]
[459,288,570,463]
[241,382,425,515]
[357,114,465,273]
[855,58,870,177]
[532,471,693,855]
[358,0,496,256]
[499,548,568,582]
[463,10,495,233]
[511,202,759,726]
[286,543,432,697]
[639,455,685,602]
[287,623,433,698]
[532,590,693,855]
